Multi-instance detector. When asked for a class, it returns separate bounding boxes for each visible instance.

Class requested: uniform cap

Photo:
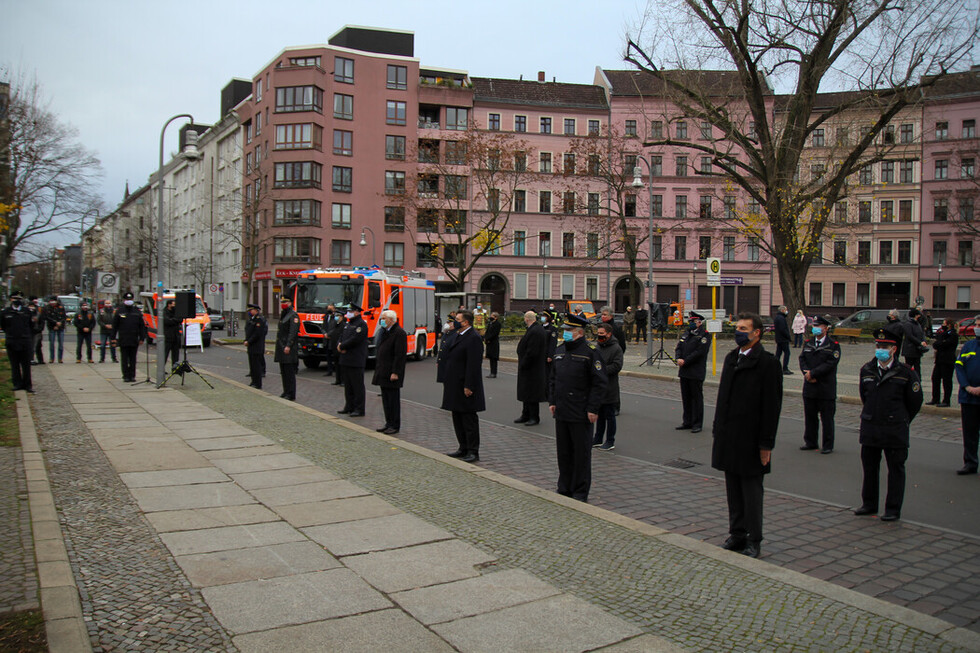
[563,314,589,329]
[347,303,362,312]
[246,303,261,311]
[874,324,904,347]
[10,290,24,300]
[690,311,704,320]
[813,314,832,327]
[122,291,134,300]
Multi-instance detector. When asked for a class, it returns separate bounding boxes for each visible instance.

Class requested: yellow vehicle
[139,290,212,347]
[566,300,596,319]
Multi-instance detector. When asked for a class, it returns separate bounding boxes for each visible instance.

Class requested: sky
[2,0,650,248]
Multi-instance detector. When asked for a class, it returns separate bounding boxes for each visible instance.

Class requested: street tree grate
[662,458,702,469]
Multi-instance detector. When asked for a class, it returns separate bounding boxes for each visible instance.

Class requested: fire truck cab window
[369,282,382,308]
[295,280,363,312]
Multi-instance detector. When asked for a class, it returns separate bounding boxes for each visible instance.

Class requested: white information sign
[97,271,119,294]
[184,322,203,348]
[706,319,724,333]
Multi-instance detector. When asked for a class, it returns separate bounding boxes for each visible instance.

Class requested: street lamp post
[937,263,943,308]
[359,226,376,266]
[632,159,656,365]
[156,114,201,387]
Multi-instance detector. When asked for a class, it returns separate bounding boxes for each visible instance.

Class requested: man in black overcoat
[72,302,97,363]
[327,311,346,385]
[1,291,36,392]
[372,309,406,434]
[439,310,485,463]
[112,292,146,382]
[675,311,710,433]
[799,315,841,453]
[321,304,340,377]
[711,312,783,558]
[483,312,501,378]
[244,303,268,389]
[927,318,958,407]
[337,303,368,416]
[274,297,299,401]
[514,311,548,425]
[162,299,181,369]
[773,305,792,374]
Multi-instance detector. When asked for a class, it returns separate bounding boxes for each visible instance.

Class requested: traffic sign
[208,283,219,294]
[720,277,744,285]
[707,278,721,287]
[707,258,721,275]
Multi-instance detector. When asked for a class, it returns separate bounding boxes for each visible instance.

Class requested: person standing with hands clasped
[799,315,841,454]
[927,317,958,407]
[675,311,710,433]
[98,300,117,363]
[712,312,783,558]
[854,327,923,521]
[73,302,97,363]
[514,311,548,426]
[549,314,607,502]
[337,304,368,416]
[1,291,36,393]
[592,322,622,451]
[792,309,807,348]
[440,310,485,463]
[954,315,980,475]
[483,311,501,378]
[274,297,299,401]
[112,292,146,382]
[372,309,406,434]
[244,303,267,389]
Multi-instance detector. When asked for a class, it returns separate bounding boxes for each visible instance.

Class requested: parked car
[208,309,225,330]
[958,317,978,338]
[834,309,908,333]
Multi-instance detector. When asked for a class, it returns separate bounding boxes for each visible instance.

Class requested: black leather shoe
[799,445,818,451]
[280,392,288,398]
[376,426,390,432]
[446,450,466,458]
[514,417,528,423]
[691,427,702,433]
[675,424,691,430]
[925,400,938,405]
[348,412,364,417]
[854,506,877,516]
[332,382,343,386]
[741,542,760,558]
[956,466,978,475]
[880,513,900,522]
[286,396,296,402]
[25,388,36,394]
[782,369,793,375]
[337,409,350,414]
[524,419,540,426]
[721,536,746,552]
[937,403,951,408]
[382,427,399,435]
[461,453,479,463]
[486,374,496,378]
[820,448,833,454]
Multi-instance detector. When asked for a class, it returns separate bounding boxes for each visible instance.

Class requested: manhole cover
[662,458,701,469]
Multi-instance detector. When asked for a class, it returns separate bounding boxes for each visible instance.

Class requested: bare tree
[624,0,978,311]
[0,70,103,282]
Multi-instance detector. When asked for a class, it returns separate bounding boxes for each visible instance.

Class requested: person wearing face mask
[548,313,607,501]
[1,291,36,393]
[927,317,958,408]
[514,311,547,425]
[773,305,792,374]
[371,309,406,434]
[954,315,980,475]
[854,327,923,521]
[901,308,928,375]
[28,297,45,365]
[73,302,97,363]
[623,306,636,343]
[274,297,300,401]
[111,292,146,382]
[98,300,117,364]
[337,303,368,416]
[244,303,268,389]
[162,299,181,370]
[483,311,501,378]
[674,311,710,433]
[321,304,340,378]
[592,322,623,451]
[711,312,783,558]
[42,297,67,363]
[798,315,841,454]
[791,309,807,348]
[439,310,486,463]
[542,311,558,380]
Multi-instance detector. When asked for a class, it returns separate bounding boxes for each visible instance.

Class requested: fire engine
[286,267,436,367]
[139,290,212,347]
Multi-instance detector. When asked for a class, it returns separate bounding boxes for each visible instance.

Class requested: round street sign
[708,258,721,275]
[240,271,249,282]
[208,283,219,294]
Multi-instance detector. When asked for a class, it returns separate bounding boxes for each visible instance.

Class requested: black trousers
[904,356,921,375]
[99,331,116,362]
[7,344,32,390]
[76,331,93,361]
[381,387,401,429]
[679,377,704,428]
[931,362,954,404]
[341,364,365,412]
[520,401,540,421]
[488,357,498,375]
[860,445,908,516]
[279,362,297,399]
[555,419,593,501]
[164,335,180,367]
[724,472,764,543]
[119,345,138,380]
[451,410,480,455]
[247,350,264,388]
[962,403,980,470]
[636,322,647,342]
[803,397,836,450]
[775,341,790,371]
[324,343,336,374]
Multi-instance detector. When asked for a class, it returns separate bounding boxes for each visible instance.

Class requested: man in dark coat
[244,303,268,389]
[900,308,927,375]
[42,298,67,363]
[274,297,299,401]
[73,302,97,363]
[855,327,923,521]
[798,315,841,453]
[927,318,958,407]
[97,300,116,363]
[675,311,710,433]
[111,292,146,382]
[327,311,346,385]
[1,292,36,393]
[439,310,485,463]
[514,311,548,425]
[599,306,626,353]
[483,312,501,378]
[592,322,622,450]
[29,297,44,365]
[635,306,648,343]
[711,312,783,558]
[773,305,792,374]
[162,299,182,369]
[549,313,607,502]
[542,311,558,381]
[321,304,340,377]
[956,315,980,475]
[372,309,407,434]
[337,303,368,416]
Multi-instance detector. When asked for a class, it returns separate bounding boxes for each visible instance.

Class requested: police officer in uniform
[274,297,299,401]
[799,315,842,453]
[1,291,36,393]
[244,303,268,389]
[548,313,607,502]
[854,327,923,521]
[337,303,368,416]
[112,292,146,382]
[675,311,710,433]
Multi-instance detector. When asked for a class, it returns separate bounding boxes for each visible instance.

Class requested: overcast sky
[2,0,648,248]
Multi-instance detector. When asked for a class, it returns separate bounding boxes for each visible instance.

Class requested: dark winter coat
[773,311,791,344]
[244,313,268,354]
[901,319,927,358]
[548,336,607,422]
[72,309,96,333]
[274,308,299,364]
[436,329,457,383]
[483,318,501,360]
[799,336,841,400]
[338,315,368,367]
[97,307,114,334]
[372,323,407,389]
[675,324,710,380]
[711,344,783,476]
[0,304,34,346]
[596,337,623,405]
[858,359,923,448]
[932,326,958,365]
[516,321,548,402]
[601,317,626,352]
[42,304,67,331]
[112,305,146,347]
[439,327,485,413]
[163,306,181,341]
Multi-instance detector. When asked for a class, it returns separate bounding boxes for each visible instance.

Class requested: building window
[537,273,552,300]
[539,191,552,213]
[698,236,711,259]
[748,236,760,262]
[833,241,847,265]
[331,203,351,229]
[649,155,662,176]
[961,198,975,222]
[515,115,526,132]
[960,240,974,267]
[539,152,552,173]
[334,57,354,83]
[898,200,912,222]
[962,157,976,178]
[936,121,948,140]
[445,140,467,165]
[832,283,846,307]
[514,190,526,213]
[563,153,576,174]
[384,242,404,267]
[835,201,847,223]
[859,165,873,185]
[700,157,713,174]
[724,196,736,220]
[586,233,599,258]
[624,154,637,174]
[333,94,353,120]
[417,209,438,233]
[444,175,467,200]
[676,195,687,219]
[274,200,321,226]
[675,120,688,140]
[274,237,320,263]
[539,232,551,257]
[386,100,407,125]
[836,127,848,145]
[254,78,262,102]
[964,119,976,139]
[274,161,322,189]
[858,241,871,265]
[446,107,468,130]
[563,191,576,214]
[559,274,574,299]
[515,151,527,172]
[957,286,971,310]
[723,236,735,261]
[588,119,600,135]
[651,195,663,217]
[564,118,576,135]
[858,201,871,223]
[587,193,600,216]
[935,159,948,179]
[416,244,437,268]
[900,160,914,183]
[809,282,822,306]
[332,166,352,193]
[513,272,528,299]
[444,210,466,234]
[699,121,712,140]
[513,230,526,256]
[881,161,894,183]
[933,240,948,265]
[674,235,687,260]
[650,235,663,260]
[333,130,353,156]
[385,135,405,160]
[386,64,407,90]
[880,241,893,265]
[562,233,575,257]
[932,286,946,309]
[650,120,663,140]
[488,113,500,131]
[585,276,598,300]
[275,123,322,150]
[857,283,870,306]
[625,120,637,137]
[812,128,825,147]
[880,200,894,223]
[699,195,712,219]
[275,86,323,113]
[624,194,636,217]
[540,117,552,134]
[289,56,321,67]
[898,240,912,265]
[331,240,351,266]
[934,197,948,221]
[675,156,688,177]
[444,244,464,266]
[384,170,405,195]
[883,124,895,144]
[900,123,914,144]
[384,206,404,232]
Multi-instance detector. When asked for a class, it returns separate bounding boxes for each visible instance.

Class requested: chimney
[538,71,545,83]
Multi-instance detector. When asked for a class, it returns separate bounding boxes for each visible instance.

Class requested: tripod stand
[640,304,677,368]
[160,323,213,389]
[131,335,155,386]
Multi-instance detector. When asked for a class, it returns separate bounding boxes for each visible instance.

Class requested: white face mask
[345,311,355,319]
[123,300,134,306]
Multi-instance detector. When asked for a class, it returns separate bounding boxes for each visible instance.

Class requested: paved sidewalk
[12,361,980,651]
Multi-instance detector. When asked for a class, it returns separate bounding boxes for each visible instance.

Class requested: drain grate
[662,458,702,469]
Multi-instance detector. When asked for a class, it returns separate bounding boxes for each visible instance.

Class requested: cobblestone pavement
[177,373,974,651]
[0,443,37,614]
[28,367,235,652]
